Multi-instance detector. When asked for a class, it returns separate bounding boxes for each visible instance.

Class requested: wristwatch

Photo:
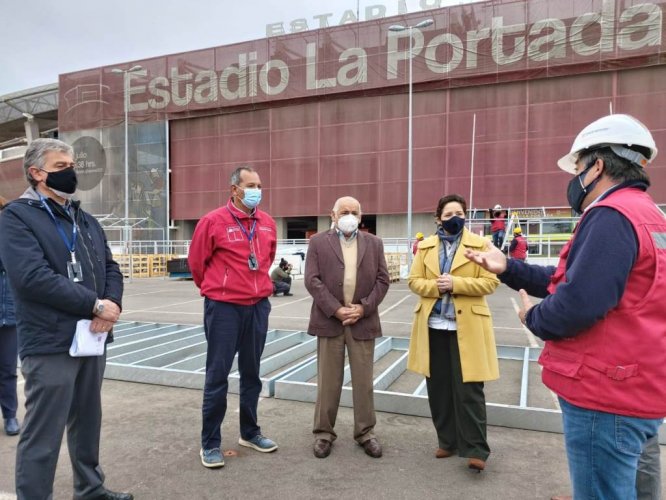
[94,299,105,315]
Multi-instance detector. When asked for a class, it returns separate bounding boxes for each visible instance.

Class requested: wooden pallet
[385,252,401,283]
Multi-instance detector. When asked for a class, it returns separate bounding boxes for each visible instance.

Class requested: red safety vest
[540,187,666,418]
[510,235,527,260]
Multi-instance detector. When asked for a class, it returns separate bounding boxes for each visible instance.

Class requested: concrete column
[24,117,39,143]
[317,215,331,233]
[275,217,286,239]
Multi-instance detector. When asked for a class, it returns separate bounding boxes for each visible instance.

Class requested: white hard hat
[493,204,502,210]
[558,114,658,174]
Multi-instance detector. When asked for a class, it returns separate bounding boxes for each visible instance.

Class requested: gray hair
[230,166,256,186]
[23,138,74,186]
[332,196,362,215]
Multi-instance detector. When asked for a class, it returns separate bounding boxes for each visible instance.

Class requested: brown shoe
[313,439,331,458]
[468,458,486,472]
[435,448,455,458]
[361,438,382,458]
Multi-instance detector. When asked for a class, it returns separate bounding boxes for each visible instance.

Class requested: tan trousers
[313,327,376,444]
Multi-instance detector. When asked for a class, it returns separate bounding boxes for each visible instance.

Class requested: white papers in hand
[69,319,108,357]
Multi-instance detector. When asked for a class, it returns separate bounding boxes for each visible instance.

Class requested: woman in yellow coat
[408,194,499,471]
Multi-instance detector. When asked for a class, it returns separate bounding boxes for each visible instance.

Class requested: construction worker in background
[412,232,425,255]
[508,227,528,261]
[490,204,506,249]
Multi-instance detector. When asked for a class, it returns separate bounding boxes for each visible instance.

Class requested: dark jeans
[492,230,505,249]
[637,434,661,500]
[273,281,291,295]
[426,328,490,460]
[0,325,18,419]
[201,297,270,450]
[16,352,107,500]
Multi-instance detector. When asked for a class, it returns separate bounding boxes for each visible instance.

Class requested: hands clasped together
[90,299,121,333]
[436,273,453,293]
[335,303,364,326]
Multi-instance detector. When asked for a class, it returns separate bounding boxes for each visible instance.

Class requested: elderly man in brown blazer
[304,196,390,459]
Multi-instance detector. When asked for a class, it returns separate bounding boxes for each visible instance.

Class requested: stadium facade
[1,0,666,240]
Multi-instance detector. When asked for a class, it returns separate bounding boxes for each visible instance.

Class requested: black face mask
[566,163,599,215]
[43,167,78,194]
[441,215,465,235]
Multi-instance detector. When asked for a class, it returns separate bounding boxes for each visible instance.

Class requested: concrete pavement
[0,278,663,499]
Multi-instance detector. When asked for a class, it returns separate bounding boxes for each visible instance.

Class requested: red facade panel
[166,63,666,219]
[0,157,26,200]
[271,128,319,159]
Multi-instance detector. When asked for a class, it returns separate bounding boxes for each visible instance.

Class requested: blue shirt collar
[336,227,358,242]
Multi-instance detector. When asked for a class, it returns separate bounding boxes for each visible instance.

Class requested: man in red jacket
[189,166,278,469]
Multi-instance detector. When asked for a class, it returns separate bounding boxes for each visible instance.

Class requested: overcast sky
[0,0,476,96]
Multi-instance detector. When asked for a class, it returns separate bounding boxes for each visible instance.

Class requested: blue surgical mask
[240,187,262,209]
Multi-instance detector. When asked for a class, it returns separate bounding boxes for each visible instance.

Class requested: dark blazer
[0,192,123,359]
[305,229,390,340]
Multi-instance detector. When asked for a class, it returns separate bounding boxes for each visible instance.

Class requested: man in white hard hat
[489,204,506,249]
[465,114,665,500]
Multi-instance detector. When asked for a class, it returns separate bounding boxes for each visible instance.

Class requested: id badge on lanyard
[227,207,259,271]
[40,196,83,282]
[67,252,84,282]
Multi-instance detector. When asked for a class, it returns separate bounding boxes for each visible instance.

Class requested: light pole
[388,19,433,269]
[111,64,143,247]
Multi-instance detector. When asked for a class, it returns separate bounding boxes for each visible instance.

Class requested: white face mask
[337,214,359,234]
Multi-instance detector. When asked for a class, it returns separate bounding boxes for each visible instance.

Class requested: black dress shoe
[313,439,332,458]
[361,438,382,458]
[4,418,20,436]
[91,489,134,500]
[284,292,293,296]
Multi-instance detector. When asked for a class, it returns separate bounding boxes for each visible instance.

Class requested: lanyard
[227,207,257,242]
[39,195,78,259]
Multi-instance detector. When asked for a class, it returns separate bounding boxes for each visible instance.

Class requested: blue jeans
[559,397,663,500]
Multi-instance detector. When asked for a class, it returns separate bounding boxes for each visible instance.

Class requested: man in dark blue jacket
[0,195,19,437]
[0,139,132,500]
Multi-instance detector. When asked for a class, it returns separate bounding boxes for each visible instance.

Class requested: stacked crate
[112,254,151,279]
[385,253,401,283]
[149,255,170,277]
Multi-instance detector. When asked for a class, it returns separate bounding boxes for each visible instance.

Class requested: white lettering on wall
[259,59,289,96]
[338,48,368,86]
[386,29,426,80]
[125,1,662,112]
[425,33,464,73]
[618,4,662,50]
[527,19,567,61]
[492,17,526,66]
[194,71,217,104]
[128,69,148,112]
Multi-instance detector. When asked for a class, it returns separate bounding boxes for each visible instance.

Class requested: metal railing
[108,236,569,261]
